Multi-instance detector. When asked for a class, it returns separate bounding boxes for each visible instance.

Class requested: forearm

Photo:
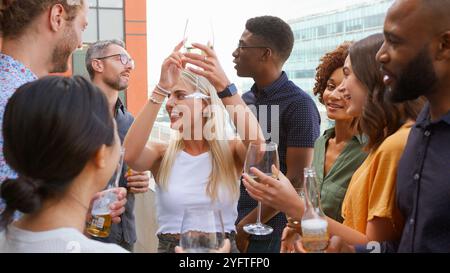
[327,218,368,245]
[285,147,314,188]
[221,94,264,147]
[124,89,164,163]
[286,169,302,190]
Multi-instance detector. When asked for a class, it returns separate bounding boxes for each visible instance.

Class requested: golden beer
[301,218,329,252]
[86,213,112,238]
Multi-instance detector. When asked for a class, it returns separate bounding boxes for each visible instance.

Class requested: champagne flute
[180,207,225,253]
[182,17,214,69]
[243,142,279,236]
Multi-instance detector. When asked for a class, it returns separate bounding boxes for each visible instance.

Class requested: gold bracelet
[149,96,164,104]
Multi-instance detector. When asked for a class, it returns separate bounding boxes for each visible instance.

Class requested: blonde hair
[157,70,240,202]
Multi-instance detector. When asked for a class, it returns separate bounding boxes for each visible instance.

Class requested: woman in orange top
[242,34,425,247]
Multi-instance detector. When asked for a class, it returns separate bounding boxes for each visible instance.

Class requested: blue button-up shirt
[0,54,37,214]
[395,103,450,252]
[237,71,321,242]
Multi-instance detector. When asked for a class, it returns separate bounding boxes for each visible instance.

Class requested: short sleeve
[285,97,320,148]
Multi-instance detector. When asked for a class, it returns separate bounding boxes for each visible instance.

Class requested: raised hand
[159,41,185,90]
[182,42,230,92]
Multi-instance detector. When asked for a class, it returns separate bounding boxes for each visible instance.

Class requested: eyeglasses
[236,44,270,50]
[96,53,135,68]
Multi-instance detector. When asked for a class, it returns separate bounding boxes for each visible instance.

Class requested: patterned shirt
[0,53,38,214]
[237,71,321,242]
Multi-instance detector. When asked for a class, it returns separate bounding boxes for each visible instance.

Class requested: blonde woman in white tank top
[124,42,264,253]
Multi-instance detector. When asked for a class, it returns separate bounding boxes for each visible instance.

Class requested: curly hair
[313,42,352,104]
[0,0,84,39]
[245,16,294,63]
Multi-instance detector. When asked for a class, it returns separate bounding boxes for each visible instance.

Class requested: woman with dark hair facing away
[242,34,425,249]
[0,76,128,253]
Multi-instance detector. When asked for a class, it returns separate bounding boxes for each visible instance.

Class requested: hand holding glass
[243,142,280,236]
[86,148,125,238]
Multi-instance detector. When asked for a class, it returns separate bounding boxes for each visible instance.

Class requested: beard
[104,75,129,91]
[50,24,77,73]
[389,46,437,102]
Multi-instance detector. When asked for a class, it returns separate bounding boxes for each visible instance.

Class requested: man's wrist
[218,83,237,98]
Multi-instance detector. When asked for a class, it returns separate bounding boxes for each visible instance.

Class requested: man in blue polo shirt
[233,16,320,253]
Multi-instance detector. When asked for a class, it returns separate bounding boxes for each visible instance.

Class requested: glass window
[99,9,124,40]
[83,8,98,43]
[72,47,89,78]
[88,0,97,7]
[98,0,123,8]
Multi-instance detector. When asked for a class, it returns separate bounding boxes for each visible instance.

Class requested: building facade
[285,0,394,132]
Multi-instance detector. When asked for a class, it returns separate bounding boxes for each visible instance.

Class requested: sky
[146,0,385,89]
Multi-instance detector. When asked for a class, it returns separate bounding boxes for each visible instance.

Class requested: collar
[0,53,38,80]
[250,71,289,97]
[415,103,450,128]
[115,98,125,116]
[323,127,366,145]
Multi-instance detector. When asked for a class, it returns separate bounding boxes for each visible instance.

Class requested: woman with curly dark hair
[276,42,368,252]
[310,41,367,224]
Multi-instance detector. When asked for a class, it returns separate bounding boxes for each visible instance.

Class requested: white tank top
[155,150,238,234]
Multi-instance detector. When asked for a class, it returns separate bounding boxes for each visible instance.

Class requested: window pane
[72,47,89,78]
[98,0,123,8]
[83,8,98,43]
[99,9,124,40]
[88,0,97,7]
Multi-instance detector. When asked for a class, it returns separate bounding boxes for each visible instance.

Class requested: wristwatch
[218,83,238,99]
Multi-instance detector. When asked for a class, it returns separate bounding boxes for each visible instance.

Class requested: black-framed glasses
[237,44,270,50]
[96,53,135,68]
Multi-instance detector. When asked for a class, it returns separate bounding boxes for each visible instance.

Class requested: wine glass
[182,17,214,67]
[243,142,280,236]
[180,207,225,253]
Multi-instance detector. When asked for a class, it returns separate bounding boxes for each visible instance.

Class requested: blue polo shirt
[237,71,320,242]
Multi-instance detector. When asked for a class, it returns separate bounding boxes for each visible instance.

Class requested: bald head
[419,0,450,32]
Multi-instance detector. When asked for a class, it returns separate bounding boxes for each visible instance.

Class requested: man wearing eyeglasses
[233,16,321,253]
[86,39,150,252]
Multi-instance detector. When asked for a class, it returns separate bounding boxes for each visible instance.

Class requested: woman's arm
[242,167,397,245]
[124,42,184,171]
